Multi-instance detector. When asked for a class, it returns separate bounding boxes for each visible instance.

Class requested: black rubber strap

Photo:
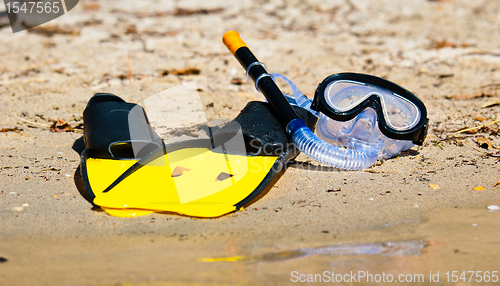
[211,101,317,156]
[83,93,164,159]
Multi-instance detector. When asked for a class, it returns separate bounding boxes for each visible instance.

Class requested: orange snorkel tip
[223,31,248,55]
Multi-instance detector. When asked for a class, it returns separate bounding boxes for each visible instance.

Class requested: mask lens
[325,81,371,111]
[382,92,420,130]
[323,80,421,131]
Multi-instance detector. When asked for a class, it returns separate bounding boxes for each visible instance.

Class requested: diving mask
[268,72,428,166]
[312,73,428,146]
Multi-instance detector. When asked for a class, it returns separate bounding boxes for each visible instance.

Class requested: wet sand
[1,0,500,285]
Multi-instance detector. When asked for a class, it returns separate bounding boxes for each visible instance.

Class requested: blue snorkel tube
[223,31,379,170]
[287,117,379,170]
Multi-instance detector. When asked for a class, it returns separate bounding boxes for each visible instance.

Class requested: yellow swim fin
[79,94,317,217]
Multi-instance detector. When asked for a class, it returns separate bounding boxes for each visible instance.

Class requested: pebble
[369,198,374,201]
[22,203,29,207]
[487,205,500,211]
[472,223,478,227]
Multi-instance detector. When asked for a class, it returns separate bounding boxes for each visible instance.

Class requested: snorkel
[223,31,428,170]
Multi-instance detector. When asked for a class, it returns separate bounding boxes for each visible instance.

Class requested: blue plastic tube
[287,119,378,170]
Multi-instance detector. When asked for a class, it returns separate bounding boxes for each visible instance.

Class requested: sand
[0,0,500,285]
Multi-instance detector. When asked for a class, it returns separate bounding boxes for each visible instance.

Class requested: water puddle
[200,239,426,262]
[190,207,500,285]
[4,207,500,286]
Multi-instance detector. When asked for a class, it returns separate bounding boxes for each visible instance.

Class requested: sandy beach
[1,0,500,285]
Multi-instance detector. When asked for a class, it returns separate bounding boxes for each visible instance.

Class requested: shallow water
[200,239,426,263]
[178,207,500,285]
[3,207,499,286]
[218,209,495,286]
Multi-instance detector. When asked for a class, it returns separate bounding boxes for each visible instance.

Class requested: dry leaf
[476,136,492,149]
[50,119,73,132]
[0,127,22,133]
[172,68,200,75]
[452,127,478,134]
[438,74,454,79]
[482,101,500,108]
[173,7,224,16]
[429,184,441,190]
[73,123,84,130]
[474,116,488,122]
[28,25,80,37]
[473,186,485,191]
[41,168,60,172]
[430,39,469,49]
[230,78,244,85]
[125,25,137,34]
[83,3,100,11]
[160,68,200,76]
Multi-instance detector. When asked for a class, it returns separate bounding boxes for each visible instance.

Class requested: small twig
[474,147,500,158]
[480,82,500,88]
[438,134,486,142]
[13,114,50,128]
[454,119,500,134]
[459,52,500,58]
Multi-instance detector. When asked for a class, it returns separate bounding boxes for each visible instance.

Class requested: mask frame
[312,73,428,145]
